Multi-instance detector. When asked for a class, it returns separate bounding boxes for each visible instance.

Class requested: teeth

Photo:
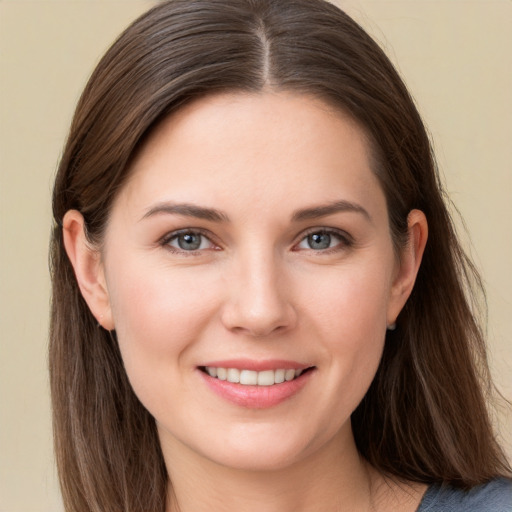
[285,369,295,381]
[227,368,240,383]
[274,369,285,384]
[204,367,307,386]
[240,370,258,385]
[257,370,275,386]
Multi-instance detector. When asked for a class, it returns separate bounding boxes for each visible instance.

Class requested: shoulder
[417,478,512,512]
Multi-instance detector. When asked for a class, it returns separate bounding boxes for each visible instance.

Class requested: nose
[220,251,297,338]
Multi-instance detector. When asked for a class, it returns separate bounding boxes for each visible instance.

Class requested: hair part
[50,1,511,510]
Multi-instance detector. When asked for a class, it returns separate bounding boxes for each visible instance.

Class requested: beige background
[0,1,510,510]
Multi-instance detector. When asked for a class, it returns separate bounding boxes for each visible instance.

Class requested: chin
[158,419,320,473]
[207,442,309,472]
[194,420,342,473]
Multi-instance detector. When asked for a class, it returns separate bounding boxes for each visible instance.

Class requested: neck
[163,426,376,512]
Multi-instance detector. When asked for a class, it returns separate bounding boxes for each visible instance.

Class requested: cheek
[304,258,392,338]
[105,258,221,384]
[301,260,392,400]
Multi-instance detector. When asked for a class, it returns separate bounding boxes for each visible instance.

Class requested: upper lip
[199,359,313,371]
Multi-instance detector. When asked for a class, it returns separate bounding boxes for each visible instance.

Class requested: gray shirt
[417,478,512,511]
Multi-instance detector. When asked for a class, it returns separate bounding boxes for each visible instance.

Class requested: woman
[49,1,512,511]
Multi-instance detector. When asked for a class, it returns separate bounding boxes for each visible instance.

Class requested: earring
[387,323,397,331]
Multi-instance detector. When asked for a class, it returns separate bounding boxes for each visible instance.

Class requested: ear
[387,209,428,326]
[62,210,115,330]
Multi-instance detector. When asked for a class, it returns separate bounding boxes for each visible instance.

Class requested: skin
[64,92,428,511]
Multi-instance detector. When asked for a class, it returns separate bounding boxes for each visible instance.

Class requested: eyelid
[293,226,354,251]
[158,226,353,254]
[159,228,220,253]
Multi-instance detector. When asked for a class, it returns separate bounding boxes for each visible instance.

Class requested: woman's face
[92,92,417,471]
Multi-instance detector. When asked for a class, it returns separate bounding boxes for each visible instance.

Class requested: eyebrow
[291,200,371,223]
[141,202,230,222]
[140,199,371,224]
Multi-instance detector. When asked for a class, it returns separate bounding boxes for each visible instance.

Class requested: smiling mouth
[199,366,315,386]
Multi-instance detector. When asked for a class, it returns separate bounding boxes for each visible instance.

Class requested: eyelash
[295,228,354,253]
[160,228,219,255]
[159,227,353,255]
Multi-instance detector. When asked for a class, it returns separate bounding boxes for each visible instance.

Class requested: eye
[162,230,216,252]
[296,229,352,251]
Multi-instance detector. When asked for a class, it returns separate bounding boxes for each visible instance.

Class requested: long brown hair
[50,1,511,510]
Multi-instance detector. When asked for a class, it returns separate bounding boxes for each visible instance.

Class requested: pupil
[308,233,331,250]
[178,233,201,250]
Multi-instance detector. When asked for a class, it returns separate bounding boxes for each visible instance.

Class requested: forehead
[116,91,386,221]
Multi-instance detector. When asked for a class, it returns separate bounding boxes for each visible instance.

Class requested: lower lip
[198,369,314,409]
